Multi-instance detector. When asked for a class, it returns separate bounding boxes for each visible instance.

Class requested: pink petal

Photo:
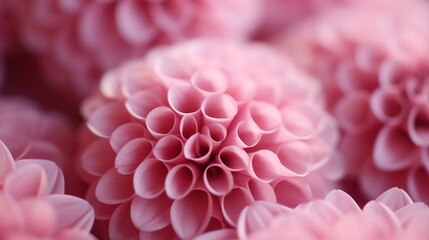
[395,202,429,226]
[272,178,311,208]
[246,102,282,134]
[109,201,139,240]
[45,194,95,232]
[405,76,429,105]
[125,89,166,120]
[57,229,96,240]
[84,181,117,220]
[246,179,277,202]
[378,60,404,87]
[375,187,413,212]
[139,225,177,240]
[95,168,134,204]
[221,187,254,226]
[165,163,200,199]
[130,194,172,232]
[115,138,153,174]
[224,121,261,148]
[146,106,179,138]
[167,83,203,116]
[4,164,47,199]
[171,190,213,239]
[191,68,229,95]
[298,200,341,225]
[362,202,401,234]
[133,158,168,199]
[217,145,249,172]
[280,103,322,139]
[373,126,420,171]
[115,0,156,45]
[203,164,234,196]
[110,123,147,153]
[194,229,237,240]
[324,190,361,215]
[0,193,24,233]
[370,87,407,125]
[201,94,238,128]
[248,150,281,183]
[408,166,429,203]
[87,101,130,138]
[179,115,199,140]
[408,106,429,147]
[277,141,313,176]
[0,140,16,184]
[81,139,116,177]
[336,61,378,92]
[153,135,184,163]
[99,69,124,100]
[183,133,213,165]
[201,123,227,150]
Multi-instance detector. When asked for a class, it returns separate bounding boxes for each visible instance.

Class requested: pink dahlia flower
[0,140,95,239]
[9,0,262,101]
[275,2,429,203]
[78,40,338,239]
[231,187,429,240]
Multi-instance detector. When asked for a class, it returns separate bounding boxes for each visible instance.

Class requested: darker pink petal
[133,158,168,199]
[110,123,147,153]
[179,115,199,140]
[152,135,184,163]
[184,133,213,164]
[370,87,407,125]
[115,138,153,174]
[146,106,179,138]
[81,139,116,177]
[95,168,134,204]
[408,106,429,147]
[130,194,171,232]
[165,164,200,199]
[203,164,234,196]
[108,202,139,240]
[87,102,130,138]
[217,145,249,172]
[221,187,254,226]
[272,178,311,208]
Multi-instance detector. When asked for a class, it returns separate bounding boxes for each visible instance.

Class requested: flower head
[78,40,338,239]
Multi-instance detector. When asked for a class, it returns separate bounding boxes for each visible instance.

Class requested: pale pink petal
[115,138,153,174]
[280,103,322,139]
[44,194,94,233]
[125,90,166,120]
[362,201,401,235]
[0,193,24,233]
[324,189,361,215]
[0,140,16,184]
[57,229,96,240]
[191,68,229,95]
[99,69,124,100]
[108,202,139,240]
[167,83,202,116]
[201,123,227,150]
[224,121,261,148]
[146,106,179,139]
[217,145,249,172]
[152,135,184,163]
[139,225,177,240]
[298,200,342,225]
[87,102,130,138]
[81,139,116,177]
[95,168,134,204]
[277,141,313,176]
[4,164,47,199]
[373,126,420,170]
[171,190,213,239]
[165,163,200,199]
[183,133,213,165]
[395,202,429,226]
[201,94,238,128]
[203,164,233,196]
[272,178,312,208]
[221,187,254,226]
[131,194,171,232]
[370,87,407,125]
[248,150,281,183]
[408,106,429,147]
[225,74,256,105]
[179,115,199,140]
[134,158,168,199]
[193,229,237,240]
[110,123,148,153]
[246,102,282,134]
[153,56,194,85]
[375,187,413,212]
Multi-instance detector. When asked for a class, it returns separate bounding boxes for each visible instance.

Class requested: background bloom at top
[77,40,338,239]
[7,0,262,103]
[274,1,429,204]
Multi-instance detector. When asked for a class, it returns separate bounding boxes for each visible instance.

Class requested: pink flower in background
[275,1,429,204]
[0,140,95,239]
[8,0,262,102]
[233,188,429,240]
[77,40,338,239]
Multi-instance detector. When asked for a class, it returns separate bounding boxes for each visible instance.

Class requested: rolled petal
[408,166,429,203]
[125,90,165,121]
[167,82,202,116]
[130,194,171,232]
[248,150,281,183]
[45,194,95,232]
[95,168,134,205]
[224,121,261,148]
[378,60,405,87]
[115,138,153,174]
[247,179,277,202]
[81,139,116,177]
[184,133,213,165]
[165,164,200,199]
[110,123,148,153]
[408,106,429,147]
[153,135,184,163]
[179,115,199,140]
[324,190,361,215]
[4,164,47,199]
[277,141,313,176]
[373,126,420,171]
[370,87,407,125]
[134,158,168,199]
[201,93,238,128]
[217,145,249,172]
[108,202,139,240]
[201,123,227,150]
[221,187,254,226]
[145,106,179,139]
[272,178,312,208]
[0,141,16,185]
[191,68,229,95]
[375,187,413,212]
[405,76,429,105]
[87,101,130,138]
[246,101,282,134]
[203,164,234,196]
[171,190,213,239]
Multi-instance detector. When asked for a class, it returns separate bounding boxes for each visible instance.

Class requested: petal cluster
[78,40,338,239]
[275,2,429,203]
[0,140,95,239]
